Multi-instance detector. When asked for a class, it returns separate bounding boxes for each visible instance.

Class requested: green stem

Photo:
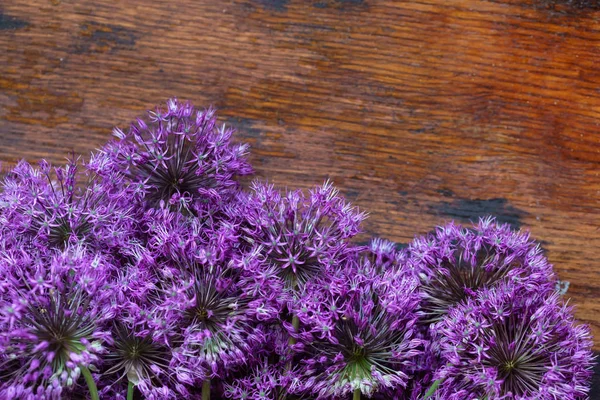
[80,366,99,400]
[423,379,442,399]
[353,388,361,400]
[127,381,135,400]
[283,314,300,399]
[288,314,300,346]
[284,277,300,400]
[202,379,211,400]
[288,275,300,348]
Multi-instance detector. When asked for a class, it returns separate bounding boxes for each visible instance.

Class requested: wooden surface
[1,0,600,355]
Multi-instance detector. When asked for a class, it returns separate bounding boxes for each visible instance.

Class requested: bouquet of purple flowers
[0,99,594,400]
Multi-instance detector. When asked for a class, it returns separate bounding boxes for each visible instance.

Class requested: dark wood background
[1,0,599,375]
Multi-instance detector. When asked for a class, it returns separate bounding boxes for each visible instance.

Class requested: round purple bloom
[175,266,254,374]
[101,323,178,400]
[100,98,252,214]
[433,282,594,399]
[292,242,423,399]
[0,247,114,399]
[147,248,278,395]
[98,251,185,399]
[142,204,240,265]
[238,180,366,291]
[408,217,556,325]
[0,158,136,254]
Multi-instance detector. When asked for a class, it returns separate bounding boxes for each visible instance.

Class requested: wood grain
[1,0,600,352]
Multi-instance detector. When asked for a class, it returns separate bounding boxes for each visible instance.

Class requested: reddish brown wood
[1,0,600,348]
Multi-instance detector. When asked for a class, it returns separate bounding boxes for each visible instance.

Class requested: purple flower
[433,282,594,399]
[99,98,252,214]
[0,247,114,399]
[408,217,556,325]
[292,242,423,399]
[238,180,366,291]
[168,268,252,379]
[0,158,136,254]
[146,248,277,394]
[96,249,185,399]
[101,323,176,399]
[142,204,240,265]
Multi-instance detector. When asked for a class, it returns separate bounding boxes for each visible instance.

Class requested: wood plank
[1,0,600,351]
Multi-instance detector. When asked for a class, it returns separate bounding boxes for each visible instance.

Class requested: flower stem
[284,278,300,400]
[288,314,300,346]
[202,379,211,400]
[288,276,300,347]
[283,314,300,399]
[80,366,99,400]
[353,389,361,400]
[127,381,134,400]
[423,379,442,399]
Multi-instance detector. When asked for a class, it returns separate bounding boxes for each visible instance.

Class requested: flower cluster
[408,218,555,326]
[0,99,593,399]
[0,247,114,399]
[98,98,252,214]
[290,242,423,399]
[0,157,136,255]
[238,180,366,288]
[432,283,594,399]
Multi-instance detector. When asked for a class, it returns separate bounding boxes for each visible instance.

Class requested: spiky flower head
[434,282,594,399]
[408,217,555,325]
[0,247,114,399]
[96,248,186,399]
[101,323,175,398]
[239,180,366,294]
[151,249,277,391]
[0,158,136,255]
[292,242,423,399]
[101,98,252,214]
[110,327,162,373]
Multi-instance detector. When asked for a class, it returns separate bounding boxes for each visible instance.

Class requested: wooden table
[2,0,600,391]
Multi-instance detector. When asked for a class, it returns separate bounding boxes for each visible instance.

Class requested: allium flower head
[434,283,594,399]
[293,242,423,399]
[104,324,171,389]
[152,251,275,389]
[240,180,366,290]
[409,217,555,324]
[102,98,252,213]
[0,247,114,399]
[98,253,183,399]
[0,158,135,253]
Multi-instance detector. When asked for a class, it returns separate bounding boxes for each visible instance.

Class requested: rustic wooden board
[1,0,600,359]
